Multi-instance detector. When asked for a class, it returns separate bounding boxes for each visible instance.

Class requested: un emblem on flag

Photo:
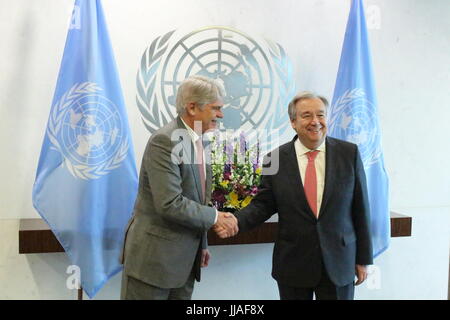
[329,89,382,168]
[47,83,129,179]
[137,26,295,149]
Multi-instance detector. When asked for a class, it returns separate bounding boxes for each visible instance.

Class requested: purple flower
[256,138,260,165]
[240,132,247,154]
[223,171,231,180]
[225,142,233,164]
[212,189,227,209]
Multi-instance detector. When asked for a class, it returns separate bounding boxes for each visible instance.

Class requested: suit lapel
[176,117,204,203]
[204,138,213,205]
[318,137,336,219]
[205,164,212,205]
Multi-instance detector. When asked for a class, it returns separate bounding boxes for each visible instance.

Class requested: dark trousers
[277,265,355,300]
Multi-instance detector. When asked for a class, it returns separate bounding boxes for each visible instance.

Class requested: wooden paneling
[19,212,412,253]
[19,219,64,254]
[389,212,412,238]
[208,222,278,246]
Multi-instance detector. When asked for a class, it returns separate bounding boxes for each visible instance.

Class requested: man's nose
[216,109,224,118]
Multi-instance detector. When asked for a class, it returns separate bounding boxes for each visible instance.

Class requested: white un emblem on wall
[47,82,129,179]
[137,26,295,150]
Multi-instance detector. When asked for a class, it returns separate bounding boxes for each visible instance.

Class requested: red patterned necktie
[304,150,319,217]
[195,138,206,203]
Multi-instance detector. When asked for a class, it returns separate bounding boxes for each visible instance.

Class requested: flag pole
[78,286,83,300]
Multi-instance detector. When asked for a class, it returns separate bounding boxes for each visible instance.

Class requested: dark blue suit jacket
[235,136,373,287]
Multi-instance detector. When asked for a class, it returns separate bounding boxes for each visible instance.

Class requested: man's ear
[186,102,196,116]
[290,119,296,130]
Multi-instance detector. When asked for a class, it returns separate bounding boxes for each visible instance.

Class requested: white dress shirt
[180,118,217,223]
[294,138,326,216]
[180,118,205,174]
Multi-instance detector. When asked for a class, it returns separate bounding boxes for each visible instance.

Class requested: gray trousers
[120,271,195,300]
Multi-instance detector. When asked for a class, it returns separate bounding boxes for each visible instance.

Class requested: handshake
[212,211,239,238]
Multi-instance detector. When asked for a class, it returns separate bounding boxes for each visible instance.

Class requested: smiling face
[191,100,224,133]
[290,97,327,149]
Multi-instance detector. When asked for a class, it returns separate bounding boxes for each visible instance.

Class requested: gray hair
[287,91,329,121]
[175,75,225,116]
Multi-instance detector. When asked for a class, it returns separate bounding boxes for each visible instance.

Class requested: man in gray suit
[215,92,373,300]
[121,76,238,300]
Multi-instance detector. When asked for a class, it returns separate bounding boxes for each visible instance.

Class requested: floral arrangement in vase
[210,132,262,212]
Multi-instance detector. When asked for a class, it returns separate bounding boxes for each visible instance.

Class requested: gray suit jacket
[121,117,216,288]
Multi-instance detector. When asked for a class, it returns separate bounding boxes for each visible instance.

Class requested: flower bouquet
[210,132,262,212]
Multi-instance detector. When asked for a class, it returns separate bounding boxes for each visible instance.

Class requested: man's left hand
[355,264,368,285]
[201,249,211,268]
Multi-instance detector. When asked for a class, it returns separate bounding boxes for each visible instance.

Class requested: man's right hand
[213,211,238,238]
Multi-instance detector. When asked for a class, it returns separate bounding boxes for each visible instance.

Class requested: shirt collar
[295,137,326,156]
[180,117,201,143]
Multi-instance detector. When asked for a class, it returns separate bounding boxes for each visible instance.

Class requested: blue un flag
[328,0,390,258]
[32,0,138,298]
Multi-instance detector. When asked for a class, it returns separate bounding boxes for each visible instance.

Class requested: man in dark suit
[216,91,373,300]
[120,76,238,300]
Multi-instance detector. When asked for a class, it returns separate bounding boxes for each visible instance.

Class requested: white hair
[175,75,225,115]
[287,91,329,121]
